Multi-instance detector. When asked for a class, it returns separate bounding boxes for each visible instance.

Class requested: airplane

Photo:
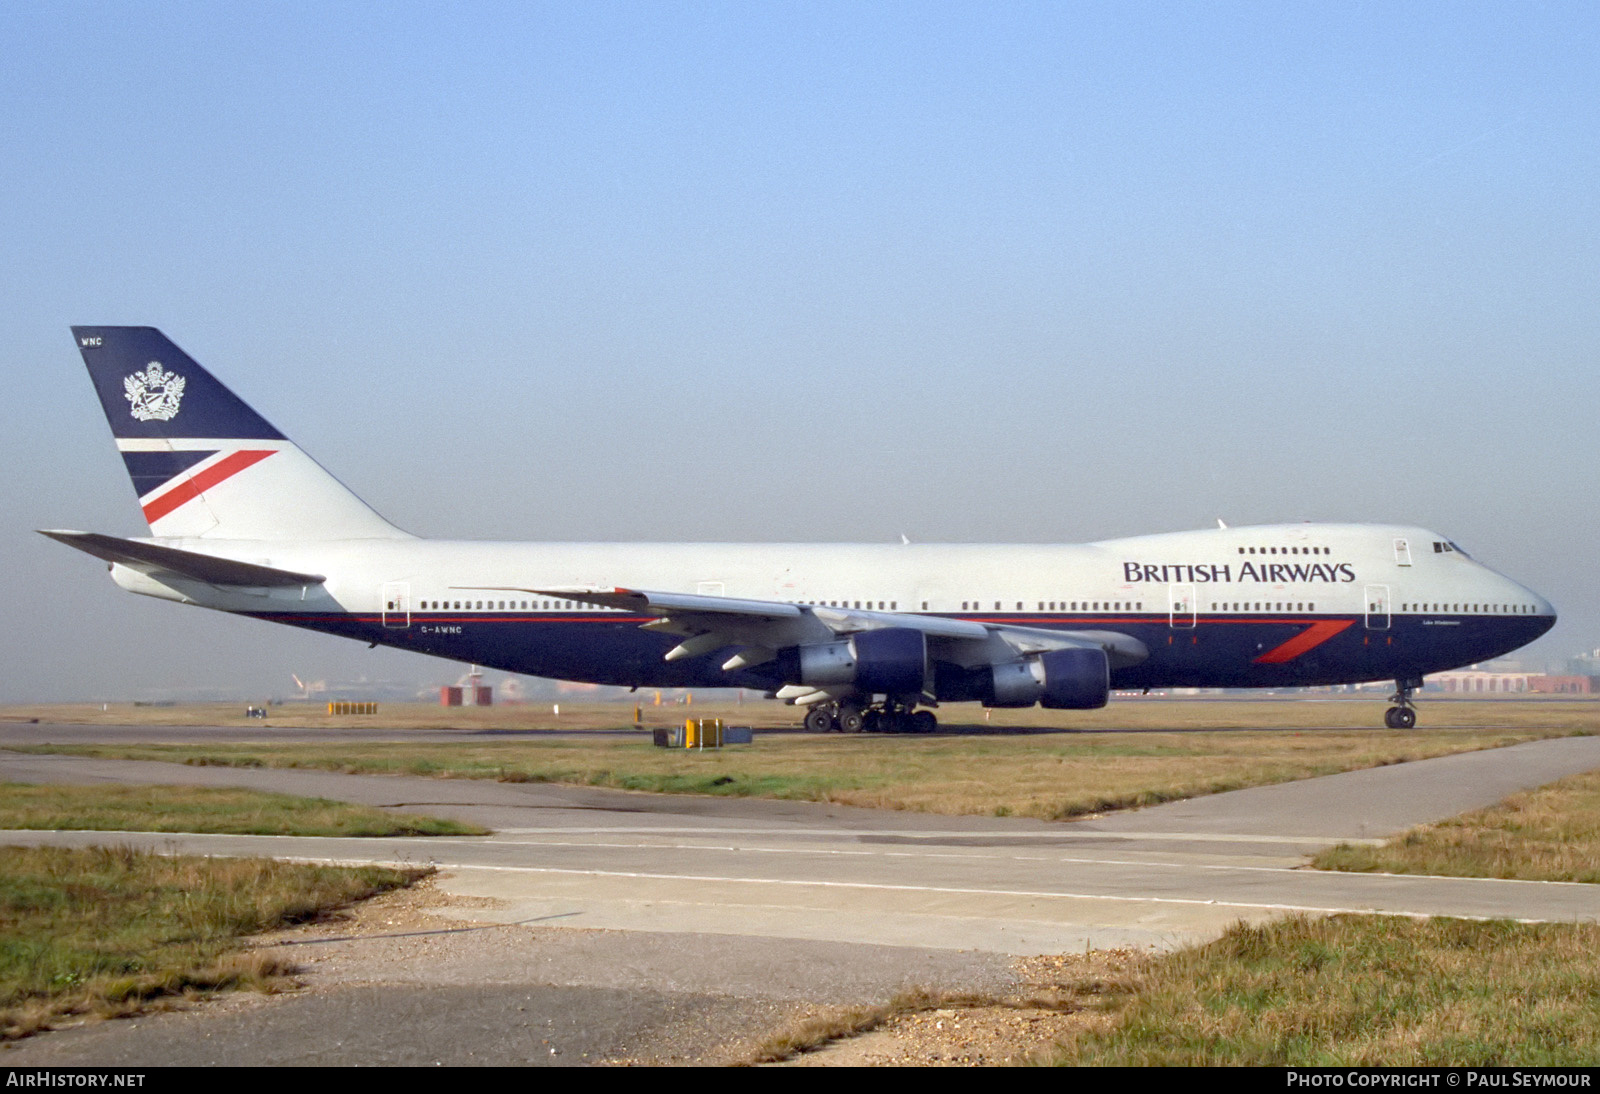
[44,326,1556,732]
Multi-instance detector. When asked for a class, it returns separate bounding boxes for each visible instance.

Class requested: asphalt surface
[4,727,1600,1065]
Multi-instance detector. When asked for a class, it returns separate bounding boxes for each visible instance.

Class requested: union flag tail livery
[70,327,407,541]
[47,326,1557,731]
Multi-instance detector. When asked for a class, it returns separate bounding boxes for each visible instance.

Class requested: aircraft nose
[1513,580,1557,633]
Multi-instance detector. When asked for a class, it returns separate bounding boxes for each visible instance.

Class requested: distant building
[1566,650,1600,676]
[1528,675,1600,695]
[1430,670,1532,694]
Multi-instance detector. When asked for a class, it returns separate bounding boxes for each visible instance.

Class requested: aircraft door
[1168,584,1196,629]
[1364,584,1391,631]
[381,582,410,629]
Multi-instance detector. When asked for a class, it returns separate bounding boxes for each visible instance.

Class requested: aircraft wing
[40,530,326,588]
[461,583,1148,673]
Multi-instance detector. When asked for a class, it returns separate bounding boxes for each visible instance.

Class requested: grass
[1042,916,1600,1066]
[1314,768,1600,883]
[0,783,486,837]
[5,696,1600,732]
[1043,738,1600,1065]
[0,844,421,1040]
[7,700,1599,1062]
[11,722,1583,820]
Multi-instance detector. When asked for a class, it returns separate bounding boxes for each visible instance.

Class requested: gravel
[3,876,1079,1067]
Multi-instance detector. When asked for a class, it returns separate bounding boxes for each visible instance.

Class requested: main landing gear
[803,699,938,734]
[1384,677,1422,729]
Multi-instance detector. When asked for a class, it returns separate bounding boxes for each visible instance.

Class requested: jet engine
[778,627,928,695]
[986,647,1109,709]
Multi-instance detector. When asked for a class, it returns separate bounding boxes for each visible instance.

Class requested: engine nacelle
[988,660,1044,707]
[986,647,1109,710]
[1036,647,1109,709]
[782,628,928,696]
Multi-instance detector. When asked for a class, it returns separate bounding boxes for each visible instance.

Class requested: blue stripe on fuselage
[242,609,1554,695]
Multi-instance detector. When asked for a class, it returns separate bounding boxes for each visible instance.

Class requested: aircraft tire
[804,707,836,733]
[839,708,865,733]
[911,710,937,733]
[1384,706,1417,729]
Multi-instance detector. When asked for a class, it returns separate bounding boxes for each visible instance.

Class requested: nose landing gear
[1383,677,1422,729]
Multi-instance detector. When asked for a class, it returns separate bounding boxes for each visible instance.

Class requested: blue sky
[4,2,1596,701]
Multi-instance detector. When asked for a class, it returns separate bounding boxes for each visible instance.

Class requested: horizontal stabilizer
[39,530,325,587]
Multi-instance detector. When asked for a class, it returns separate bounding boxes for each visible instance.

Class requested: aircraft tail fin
[71,326,409,541]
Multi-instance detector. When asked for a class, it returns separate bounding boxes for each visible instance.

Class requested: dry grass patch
[6,697,1600,733]
[739,989,945,1064]
[0,782,485,837]
[1316,768,1600,882]
[1046,916,1600,1066]
[731,950,1143,1066]
[14,723,1576,820]
[0,845,421,1040]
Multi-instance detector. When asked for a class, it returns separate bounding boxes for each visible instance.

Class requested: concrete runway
[3,729,1600,1064]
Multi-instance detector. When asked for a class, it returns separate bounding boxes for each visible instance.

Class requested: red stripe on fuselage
[142,450,276,523]
[1253,619,1354,664]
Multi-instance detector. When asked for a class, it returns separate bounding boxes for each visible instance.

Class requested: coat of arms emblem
[124,362,186,422]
